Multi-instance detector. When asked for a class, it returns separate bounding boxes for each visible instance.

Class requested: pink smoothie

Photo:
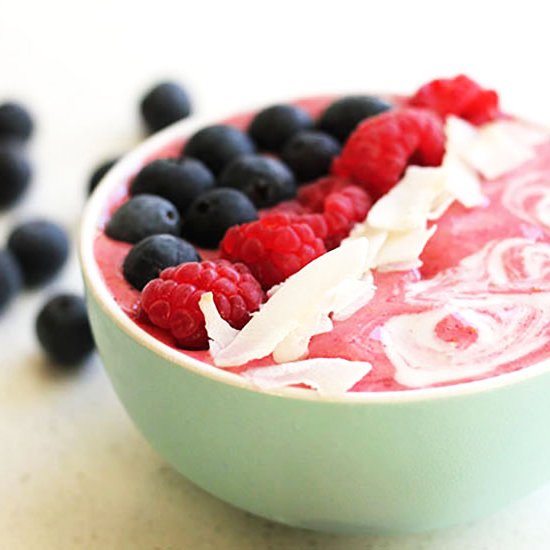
[93,97,550,392]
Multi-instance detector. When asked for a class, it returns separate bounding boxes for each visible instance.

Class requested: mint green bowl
[79,111,550,535]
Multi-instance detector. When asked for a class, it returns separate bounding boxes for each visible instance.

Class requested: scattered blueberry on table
[35,294,95,367]
[8,220,69,287]
[0,144,32,209]
[140,81,192,133]
[0,249,22,313]
[0,101,34,142]
[88,157,119,195]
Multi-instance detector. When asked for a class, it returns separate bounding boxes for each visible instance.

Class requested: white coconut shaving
[242,358,372,395]
[201,238,373,367]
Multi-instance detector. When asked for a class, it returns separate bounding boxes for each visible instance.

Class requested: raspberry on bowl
[141,259,265,349]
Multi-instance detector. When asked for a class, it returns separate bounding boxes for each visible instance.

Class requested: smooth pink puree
[93,97,550,392]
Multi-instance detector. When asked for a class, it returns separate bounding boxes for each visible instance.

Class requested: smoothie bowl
[79,76,550,534]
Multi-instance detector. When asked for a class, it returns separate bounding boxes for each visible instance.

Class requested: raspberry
[322,186,372,248]
[220,213,326,290]
[141,259,265,349]
[297,175,354,213]
[331,108,445,198]
[409,74,500,125]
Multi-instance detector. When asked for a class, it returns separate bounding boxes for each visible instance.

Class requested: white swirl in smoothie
[502,171,550,233]
[382,238,550,387]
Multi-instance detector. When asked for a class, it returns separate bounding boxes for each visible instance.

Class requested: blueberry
[281,130,341,183]
[0,102,34,142]
[0,145,32,209]
[140,81,192,133]
[106,194,181,244]
[0,250,22,313]
[7,220,69,287]
[248,104,313,152]
[220,154,296,208]
[317,95,392,142]
[88,157,119,195]
[36,294,95,367]
[123,234,201,290]
[130,158,215,215]
[183,188,258,248]
[182,125,256,176]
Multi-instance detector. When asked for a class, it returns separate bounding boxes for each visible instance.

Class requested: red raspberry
[297,175,354,212]
[220,213,326,290]
[409,74,500,125]
[332,108,445,198]
[140,259,265,349]
[322,185,372,248]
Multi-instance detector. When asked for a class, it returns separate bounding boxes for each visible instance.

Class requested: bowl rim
[79,98,550,404]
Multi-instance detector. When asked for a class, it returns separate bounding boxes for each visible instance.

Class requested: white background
[2,1,550,548]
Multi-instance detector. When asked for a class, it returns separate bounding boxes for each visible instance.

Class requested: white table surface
[2,1,550,548]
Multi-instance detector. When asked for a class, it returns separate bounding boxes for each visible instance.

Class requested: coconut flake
[212,238,372,367]
[456,119,549,180]
[242,358,372,395]
[199,292,239,354]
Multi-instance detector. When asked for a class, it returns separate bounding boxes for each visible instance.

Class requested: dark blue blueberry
[88,157,119,195]
[280,130,341,183]
[183,188,258,249]
[0,250,22,313]
[0,145,32,209]
[7,220,69,287]
[248,104,313,152]
[140,81,192,133]
[317,95,393,142]
[0,102,34,142]
[36,294,95,367]
[182,125,256,176]
[123,234,201,290]
[106,194,181,244]
[220,154,296,208]
[130,158,215,215]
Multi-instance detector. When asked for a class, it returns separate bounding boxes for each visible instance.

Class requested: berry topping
[88,157,118,195]
[182,124,256,176]
[332,108,445,198]
[0,101,34,142]
[130,158,215,215]
[36,294,95,366]
[322,185,372,248]
[0,250,22,313]
[219,154,296,208]
[183,188,258,249]
[409,74,499,125]
[8,220,69,287]
[317,95,393,142]
[220,213,326,290]
[123,234,201,290]
[141,259,265,349]
[297,175,355,213]
[248,104,313,152]
[106,194,181,244]
[140,81,192,133]
[0,145,32,209]
[281,130,341,183]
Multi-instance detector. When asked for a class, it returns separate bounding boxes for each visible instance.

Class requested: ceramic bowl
[79,105,550,535]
